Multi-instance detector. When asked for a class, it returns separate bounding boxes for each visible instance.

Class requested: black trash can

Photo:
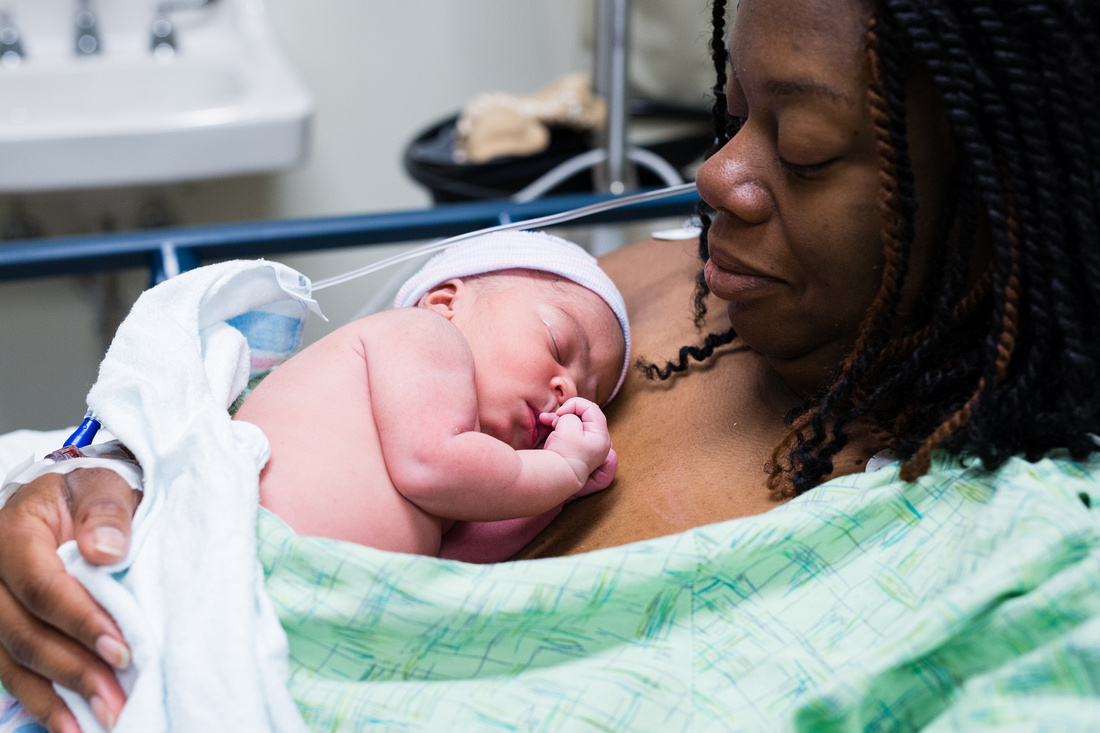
[403,100,713,204]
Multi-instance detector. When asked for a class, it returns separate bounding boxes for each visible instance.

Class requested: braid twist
[769,17,918,492]
[640,0,736,378]
[635,329,737,381]
[692,0,733,327]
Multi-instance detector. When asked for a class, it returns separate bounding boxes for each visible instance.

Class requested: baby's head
[394,232,630,449]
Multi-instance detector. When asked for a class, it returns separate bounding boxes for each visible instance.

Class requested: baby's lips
[534,423,553,449]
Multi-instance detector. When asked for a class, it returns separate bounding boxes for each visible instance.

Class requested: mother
[2,0,1098,729]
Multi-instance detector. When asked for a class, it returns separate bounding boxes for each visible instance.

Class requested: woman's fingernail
[90,695,116,730]
[91,527,127,558]
[95,635,131,670]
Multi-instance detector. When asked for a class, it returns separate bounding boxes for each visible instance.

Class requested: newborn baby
[235,231,631,557]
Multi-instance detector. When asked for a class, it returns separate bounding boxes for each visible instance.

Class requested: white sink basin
[0,0,312,191]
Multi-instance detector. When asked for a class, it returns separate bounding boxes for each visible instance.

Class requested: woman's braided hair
[645,0,1100,495]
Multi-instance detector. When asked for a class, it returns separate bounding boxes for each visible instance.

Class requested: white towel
[55,260,322,733]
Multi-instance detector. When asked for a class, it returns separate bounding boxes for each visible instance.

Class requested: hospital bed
[0,187,700,285]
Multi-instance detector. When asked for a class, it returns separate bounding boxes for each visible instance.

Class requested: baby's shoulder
[345,308,470,358]
[345,307,456,336]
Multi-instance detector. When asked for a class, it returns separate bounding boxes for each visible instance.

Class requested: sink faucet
[0,11,25,67]
[150,12,176,59]
[150,0,219,58]
[75,0,101,55]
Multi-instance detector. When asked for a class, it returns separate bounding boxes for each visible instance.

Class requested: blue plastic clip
[63,411,102,448]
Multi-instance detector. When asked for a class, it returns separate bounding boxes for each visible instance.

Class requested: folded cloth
[51,260,320,733]
[454,71,606,163]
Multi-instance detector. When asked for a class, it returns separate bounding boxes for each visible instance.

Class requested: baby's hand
[540,397,616,490]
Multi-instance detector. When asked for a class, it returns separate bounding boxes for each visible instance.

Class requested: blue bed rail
[0,189,700,283]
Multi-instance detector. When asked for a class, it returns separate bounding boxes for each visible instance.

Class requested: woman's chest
[514,348,791,557]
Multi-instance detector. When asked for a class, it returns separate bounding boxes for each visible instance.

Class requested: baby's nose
[551,375,577,404]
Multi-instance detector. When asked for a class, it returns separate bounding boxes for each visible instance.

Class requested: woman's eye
[779,156,836,180]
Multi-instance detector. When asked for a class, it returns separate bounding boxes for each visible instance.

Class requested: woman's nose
[550,374,577,404]
[695,128,773,226]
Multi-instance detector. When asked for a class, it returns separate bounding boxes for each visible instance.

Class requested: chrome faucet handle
[75,0,101,55]
[149,0,219,58]
[150,13,176,59]
[0,11,25,67]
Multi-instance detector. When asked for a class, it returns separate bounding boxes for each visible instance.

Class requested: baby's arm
[438,439,617,564]
[366,310,613,522]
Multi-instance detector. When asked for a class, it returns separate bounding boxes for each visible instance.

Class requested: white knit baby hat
[394,230,631,403]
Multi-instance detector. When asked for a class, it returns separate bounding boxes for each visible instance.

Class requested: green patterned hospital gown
[259,451,1100,731]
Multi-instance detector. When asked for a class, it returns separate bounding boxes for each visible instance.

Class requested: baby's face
[454,274,625,450]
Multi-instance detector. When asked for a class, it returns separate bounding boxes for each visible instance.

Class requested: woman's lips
[704,255,782,300]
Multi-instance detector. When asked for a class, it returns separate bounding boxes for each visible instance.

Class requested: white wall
[0,0,714,434]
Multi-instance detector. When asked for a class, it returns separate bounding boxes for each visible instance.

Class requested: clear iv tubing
[310,181,698,292]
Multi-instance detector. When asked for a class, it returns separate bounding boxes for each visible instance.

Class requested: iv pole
[510,0,684,205]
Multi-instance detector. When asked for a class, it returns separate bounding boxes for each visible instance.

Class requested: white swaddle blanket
[53,260,321,732]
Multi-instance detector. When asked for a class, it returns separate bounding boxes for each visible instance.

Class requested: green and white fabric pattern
[260,451,1100,731]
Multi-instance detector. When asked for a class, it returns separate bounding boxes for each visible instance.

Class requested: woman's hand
[0,468,140,732]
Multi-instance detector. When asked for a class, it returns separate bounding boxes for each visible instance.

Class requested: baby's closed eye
[542,319,565,363]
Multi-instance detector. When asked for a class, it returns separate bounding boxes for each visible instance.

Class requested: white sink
[0,0,312,191]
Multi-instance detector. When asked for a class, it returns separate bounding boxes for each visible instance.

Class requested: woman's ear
[418,278,465,319]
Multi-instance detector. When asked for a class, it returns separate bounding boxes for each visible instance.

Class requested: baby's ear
[419,278,463,319]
